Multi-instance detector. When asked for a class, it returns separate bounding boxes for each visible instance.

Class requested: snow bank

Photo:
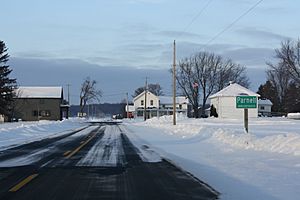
[212,129,300,156]
[132,116,300,156]
[287,112,300,119]
[0,118,87,150]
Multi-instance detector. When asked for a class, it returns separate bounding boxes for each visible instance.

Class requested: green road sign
[236,96,257,109]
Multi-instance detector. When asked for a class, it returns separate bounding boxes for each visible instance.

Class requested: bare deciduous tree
[176,52,249,118]
[79,77,102,115]
[274,40,300,84]
[266,63,292,112]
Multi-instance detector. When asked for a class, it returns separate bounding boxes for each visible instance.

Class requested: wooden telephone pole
[144,77,148,121]
[173,40,176,125]
[126,92,129,119]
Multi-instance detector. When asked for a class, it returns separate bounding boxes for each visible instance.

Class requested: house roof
[258,99,273,106]
[209,83,260,98]
[133,91,188,104]
[133,90,155,101]
[159,96,189,104]
[15,87,63,98]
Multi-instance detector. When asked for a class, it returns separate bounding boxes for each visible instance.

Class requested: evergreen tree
[0,40,17,118]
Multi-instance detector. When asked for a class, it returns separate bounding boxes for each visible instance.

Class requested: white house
[133,91,189,118]
[258,99,273,116]
[209,83,260,119]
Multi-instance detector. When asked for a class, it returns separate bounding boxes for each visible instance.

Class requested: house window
[32,110,51,117]
[141,100,144,106]
[40,110,51,117]
[150,100,154,106]
[260,106,265,110]
[179,104,182,109]
[32,110,38,116]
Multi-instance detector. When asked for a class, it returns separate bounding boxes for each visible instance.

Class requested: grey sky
[1,0,299,103]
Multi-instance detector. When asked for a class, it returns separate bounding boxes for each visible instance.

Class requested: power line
[101,92,127,97]
[177,0,214,40]
[203,0,264,49]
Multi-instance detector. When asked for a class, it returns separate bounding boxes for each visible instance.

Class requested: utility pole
[66,84,71,118]
[66,84,70,104]
[126,92,129,119]
[173,40,176,125]
[144,77,148,121]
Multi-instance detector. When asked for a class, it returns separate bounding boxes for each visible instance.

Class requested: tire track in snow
[77,125,125,167]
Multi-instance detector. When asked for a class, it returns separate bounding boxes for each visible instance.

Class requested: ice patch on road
[0,126,98,167]
[77,126,125,167]
[119,125,162,163]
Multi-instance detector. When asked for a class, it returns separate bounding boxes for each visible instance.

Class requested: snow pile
[134,117,300,156]
[141,114,202,138]
[212,128,300,156]
[0,118,87,150]
[287,112,300,119]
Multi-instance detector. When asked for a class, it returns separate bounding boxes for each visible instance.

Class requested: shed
[258,99,273,116]
[209,83,260,119]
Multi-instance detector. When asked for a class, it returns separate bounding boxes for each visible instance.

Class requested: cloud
[159,41,275,69]
[9,57,171,104]
[155,31,204,39]
[127,0,165,4]
[236,27,291,41]
[222,47,275,67]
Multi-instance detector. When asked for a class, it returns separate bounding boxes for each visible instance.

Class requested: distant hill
[70,103,126,118]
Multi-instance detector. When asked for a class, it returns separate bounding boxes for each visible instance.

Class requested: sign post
[244,108,248,133]
[236,96,257,133]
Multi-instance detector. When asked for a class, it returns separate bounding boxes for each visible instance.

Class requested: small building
[258,99,273,117]
[133,91,189,119]
[13,86,69,121]
[209,83,260,119]
[125,105,135,118]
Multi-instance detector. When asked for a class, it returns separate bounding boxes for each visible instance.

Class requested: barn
[209,83,260,119]
[13,86,69,121]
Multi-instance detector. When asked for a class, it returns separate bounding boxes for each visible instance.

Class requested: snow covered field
[124,116,300,200]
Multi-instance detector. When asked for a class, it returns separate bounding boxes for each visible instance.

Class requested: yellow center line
[63,150,71,156]
[9,174,39,192]
[65,133,97,159]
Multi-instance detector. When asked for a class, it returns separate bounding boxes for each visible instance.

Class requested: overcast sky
[1,0,299,104]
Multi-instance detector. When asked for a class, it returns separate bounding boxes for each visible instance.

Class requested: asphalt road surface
[0,122,219,200]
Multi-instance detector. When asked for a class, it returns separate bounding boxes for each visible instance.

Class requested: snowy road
[0,122,218,200]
